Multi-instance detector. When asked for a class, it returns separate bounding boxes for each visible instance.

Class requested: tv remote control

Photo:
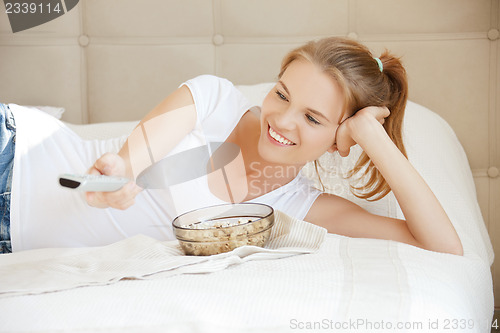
[58,174,130,192]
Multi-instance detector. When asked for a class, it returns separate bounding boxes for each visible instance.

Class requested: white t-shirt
[9,75,321,252]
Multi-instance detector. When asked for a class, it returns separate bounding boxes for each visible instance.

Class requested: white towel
[0,210,325,298]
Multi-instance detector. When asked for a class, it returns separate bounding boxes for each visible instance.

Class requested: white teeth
[269,126,294,145]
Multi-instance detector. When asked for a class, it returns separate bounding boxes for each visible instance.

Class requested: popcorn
[179,229,272,256]
[186,217,255,230]
[172,204,275,256]
[176,216,272,256]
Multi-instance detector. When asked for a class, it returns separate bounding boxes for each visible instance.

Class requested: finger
[85,191,94,205]
[83,180,103,207]
[335,139,354,157]
[337,146,351,157]
[336,135,356,157]
[85,191,109,208]
[328,142,338,153]
[373,107,389,125]
[85,181,138,209]
[364,106,390,120]
[93,153,118,176]
[87,167,101,176]
[99,182,142,208]
[382,106,390,118]
[109,181,142,199]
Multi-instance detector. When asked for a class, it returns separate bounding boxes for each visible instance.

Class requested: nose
[274,106,298,131]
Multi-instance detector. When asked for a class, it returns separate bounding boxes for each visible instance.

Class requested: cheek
[261,94,277,115]
[307,129,336,151]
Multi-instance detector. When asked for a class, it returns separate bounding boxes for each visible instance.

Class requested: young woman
[0,37,463,255]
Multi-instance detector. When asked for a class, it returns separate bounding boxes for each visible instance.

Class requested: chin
[257,141,302,167]
[256,140,273,160]
[257,139,283,163]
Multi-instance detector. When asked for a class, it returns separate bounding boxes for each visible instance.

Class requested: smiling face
[258,59,346,166]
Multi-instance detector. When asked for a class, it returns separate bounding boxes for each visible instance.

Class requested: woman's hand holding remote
[85,153,143,210]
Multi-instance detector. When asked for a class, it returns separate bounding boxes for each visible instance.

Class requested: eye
[275,90,289,102]
[306,114,321,125]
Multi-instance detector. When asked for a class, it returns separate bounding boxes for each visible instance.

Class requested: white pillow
[399,102,493,263]
[23,105,65,119]
[236,82,275,107]
[64,121,138,140]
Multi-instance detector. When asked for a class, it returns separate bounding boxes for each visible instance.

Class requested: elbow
[408,227,464,256]
[438,235,464,256]
[419,240,464,256]
[447,243,464,256]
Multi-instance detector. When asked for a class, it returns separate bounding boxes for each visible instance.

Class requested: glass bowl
[172,203,274,256]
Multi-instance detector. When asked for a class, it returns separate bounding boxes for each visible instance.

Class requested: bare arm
[86,85,196,209]
[305,107,463,255]
[119,85,196,179]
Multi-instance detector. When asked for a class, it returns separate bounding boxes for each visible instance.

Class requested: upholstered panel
[217,44,297,84]
[0,0,498,306]
[87,44,215,122]
[356,0,491,34]
[85,0,214,37]
[219,0,349,37]
[0,45,83,121]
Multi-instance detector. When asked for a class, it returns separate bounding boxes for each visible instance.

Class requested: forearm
[352,118,463,254]
[117,86,196,179]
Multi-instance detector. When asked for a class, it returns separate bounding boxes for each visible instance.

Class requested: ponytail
[347,51,409,200]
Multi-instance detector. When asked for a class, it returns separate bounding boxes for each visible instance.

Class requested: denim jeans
[0,103,15,254]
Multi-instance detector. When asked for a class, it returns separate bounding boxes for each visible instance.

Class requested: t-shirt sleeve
[180,75,253,142]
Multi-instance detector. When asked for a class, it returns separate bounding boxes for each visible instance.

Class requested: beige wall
[0,0,499,306]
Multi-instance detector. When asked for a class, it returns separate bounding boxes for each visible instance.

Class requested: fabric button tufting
[487,29,499,41]
[212,34,224,46]
[78,35,90,47]
[487,167,499,178]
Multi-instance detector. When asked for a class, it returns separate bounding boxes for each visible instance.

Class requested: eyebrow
[278,80,332,124]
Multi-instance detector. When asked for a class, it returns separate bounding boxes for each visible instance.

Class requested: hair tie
[374,57,383,72]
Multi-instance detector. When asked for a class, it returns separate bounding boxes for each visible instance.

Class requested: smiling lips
[268,125,296,146]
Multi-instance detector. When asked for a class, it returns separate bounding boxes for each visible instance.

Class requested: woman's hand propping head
[332,106,390,157]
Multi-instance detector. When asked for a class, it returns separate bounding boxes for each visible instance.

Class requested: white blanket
[0,229,493,332]
[0,211,325,298]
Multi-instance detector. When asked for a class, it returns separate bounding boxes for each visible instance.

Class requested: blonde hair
[279,37,408,200]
